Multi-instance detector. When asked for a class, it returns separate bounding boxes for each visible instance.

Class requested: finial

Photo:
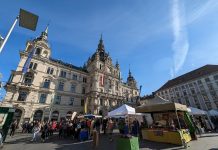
[97,33,105,52]
[129,64,132,76]
[45,23,49,34]
[100,33,103,41]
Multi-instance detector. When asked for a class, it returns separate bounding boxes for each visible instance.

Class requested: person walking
[107,119,114,142]
[10,120,17,137]
[102,118,108,134]
[31,123,40,142]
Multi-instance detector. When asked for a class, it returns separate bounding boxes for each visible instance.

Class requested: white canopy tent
[208,109,218,116]
[187,107,207,115]
[108,104,136,117]
[107,104,153,125]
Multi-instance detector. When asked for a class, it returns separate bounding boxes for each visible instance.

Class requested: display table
[141,129,191,145]
[116,136,139,150]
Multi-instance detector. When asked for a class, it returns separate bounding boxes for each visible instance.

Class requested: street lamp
[0,9,39,53]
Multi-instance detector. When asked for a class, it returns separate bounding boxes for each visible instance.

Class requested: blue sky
[1,0,218,99]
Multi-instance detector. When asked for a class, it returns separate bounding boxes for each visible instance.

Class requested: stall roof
[136,102,187,113]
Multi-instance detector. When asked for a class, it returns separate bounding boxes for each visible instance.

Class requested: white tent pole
[0,16,19,53]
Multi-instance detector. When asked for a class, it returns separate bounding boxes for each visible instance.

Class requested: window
[108,79,112,89]
[207,84,214,91]
[183,91,187,96]
[55,95,61,104]
[35,48,41,55]
[177,98,182,104]
[214,75,218,80]
[18,91,27,101]
[71,84,76,93]
[193,96,198,103]
[69,97,74,106]
[115,81,119,90]
[8,74,14,83]
[81,99,84,106]
[185,97,190,106]
[46,67,54,75]
[24,72,34,85]
[176,93,180,97]
[59,71,66,78]
[205,78,210,82]
[100,64,102,70]
[191,89,195,94]
[47,67,50,74]
[72,74,77,80]
[82,87,85,94]
[33,63,37,70]
[58,82,64,91]
[189,84,193,87]
[100,99,103,106]
[206,102,212,109]
[43,79,50,88]
[210,91,217,100]
[29,62,37,70]
[29,62,33,69]
[197,80,202,85]
[202,93,209,101]
[99,75,104,87]
[39,93,47,103]
[50,68,54,75]
[83,77,87,83]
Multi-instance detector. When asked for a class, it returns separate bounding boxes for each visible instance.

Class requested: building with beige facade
[155,65,218,111]
[2,27,139,125]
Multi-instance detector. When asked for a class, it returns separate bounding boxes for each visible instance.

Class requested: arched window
[35,48,41,55]
[47,67,51,74]
[43,79,50,88]
[33,63,37,70]
[51,111,59,121]
[33,110,43,121]
[24,72,34,85]
[17,91,28,101]
[66,111,72,120]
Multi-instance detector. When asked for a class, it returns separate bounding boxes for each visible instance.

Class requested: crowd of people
[9,117,141,143]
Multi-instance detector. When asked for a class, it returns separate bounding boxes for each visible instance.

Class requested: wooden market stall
[136,102,194,146]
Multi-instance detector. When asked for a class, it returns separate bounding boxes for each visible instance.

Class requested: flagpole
[0,16,19,53]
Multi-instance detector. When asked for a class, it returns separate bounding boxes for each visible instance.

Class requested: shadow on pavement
[139,140,183,150]
[3,133,187,150]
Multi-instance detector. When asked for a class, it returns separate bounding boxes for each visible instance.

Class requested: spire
[116,59,120,68]
[39,24,49,41]
[45,24,48,34]
[97,34,105,52]
[129,64,132,77]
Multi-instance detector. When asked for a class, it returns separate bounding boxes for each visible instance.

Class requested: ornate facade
[2,28,139,125]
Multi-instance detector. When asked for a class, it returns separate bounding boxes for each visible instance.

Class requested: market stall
[136,102,195,146]
[107,104,152,126]
[77,114,102,119]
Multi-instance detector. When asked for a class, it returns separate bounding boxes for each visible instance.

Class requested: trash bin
[116,136,139,150]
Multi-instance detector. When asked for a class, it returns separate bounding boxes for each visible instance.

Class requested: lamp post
[0,9,38,53]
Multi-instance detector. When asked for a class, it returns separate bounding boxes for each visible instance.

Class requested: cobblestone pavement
[1,131,218,150]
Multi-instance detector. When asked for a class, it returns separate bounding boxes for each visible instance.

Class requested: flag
[22,45,36,74]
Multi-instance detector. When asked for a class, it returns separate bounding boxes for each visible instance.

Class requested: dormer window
[35,48,41,55]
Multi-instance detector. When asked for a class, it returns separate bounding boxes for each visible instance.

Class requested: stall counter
[141,128,191,145]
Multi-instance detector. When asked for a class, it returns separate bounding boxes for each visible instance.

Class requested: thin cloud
[171,0,189,77]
